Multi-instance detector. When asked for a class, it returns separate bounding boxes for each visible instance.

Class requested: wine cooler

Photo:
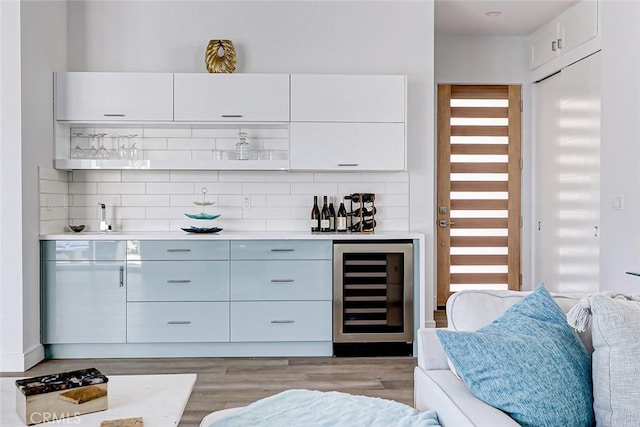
[333,241,414,356]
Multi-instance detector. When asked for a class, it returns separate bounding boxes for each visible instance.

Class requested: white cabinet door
[534,52,600,294]
[291,74,405,122]
[290,122,405,171]
[530,22,560,70]
[174,73,289,122]
[560,0,598,53]
[55,72,174,121]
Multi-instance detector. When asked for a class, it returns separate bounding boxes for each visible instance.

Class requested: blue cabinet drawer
[231,260,331,301]
[127,302,229,343]
[42,240,126,261]
[230,301,332,342]
[130,240,229,261]
[127,260,229,302]
[231,240,331,260]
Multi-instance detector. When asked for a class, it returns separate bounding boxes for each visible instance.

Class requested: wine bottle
[328,197,336,231]
[310,196,320,232]
[337,199,348,232]
[321,196,331,232]
[347,206,377,217]
[349,219,377,232]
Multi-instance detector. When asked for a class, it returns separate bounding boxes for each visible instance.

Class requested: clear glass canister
[235,131,251,160]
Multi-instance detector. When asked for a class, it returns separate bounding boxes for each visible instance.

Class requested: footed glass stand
[181,188,223,234]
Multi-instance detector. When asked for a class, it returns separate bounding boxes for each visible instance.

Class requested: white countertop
[40,230,424,241]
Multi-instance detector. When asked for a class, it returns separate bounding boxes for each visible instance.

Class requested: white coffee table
[1,374,196,427]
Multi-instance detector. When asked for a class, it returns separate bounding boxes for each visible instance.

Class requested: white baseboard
[0,344,44,372]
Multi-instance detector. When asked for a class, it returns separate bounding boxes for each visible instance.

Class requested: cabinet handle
[338,163,359,167]
[103,113,126,117]
[221,114,243,118]
[167,320,191,325]
[270,279,294,283]
[557,38,563,49]
[270,248,294,252]
[167,279,192,284]
[119,266,124,287]
[551,40,557,52]
[166,248,191,253]
[271,320,295,324]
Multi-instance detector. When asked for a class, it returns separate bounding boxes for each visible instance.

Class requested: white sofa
[413,289,590,427]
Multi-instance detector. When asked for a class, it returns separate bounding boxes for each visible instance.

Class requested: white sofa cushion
[590,294,640,427]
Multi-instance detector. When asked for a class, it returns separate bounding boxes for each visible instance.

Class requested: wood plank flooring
[1,357,417,426]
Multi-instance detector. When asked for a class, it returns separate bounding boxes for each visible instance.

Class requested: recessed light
[486,11,502,17]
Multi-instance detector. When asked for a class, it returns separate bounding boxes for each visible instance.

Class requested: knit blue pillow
[436,284,594,427]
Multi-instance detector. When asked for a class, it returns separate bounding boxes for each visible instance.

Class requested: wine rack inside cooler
[333,242,413,356]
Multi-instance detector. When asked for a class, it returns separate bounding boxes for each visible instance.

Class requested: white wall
[599,0,640,294]
[434,34,533,290]
[0,0,66,372]
[0,0,26,372]
[66,0,436,324]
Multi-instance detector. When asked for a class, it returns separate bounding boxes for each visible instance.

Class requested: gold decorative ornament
[205,39,237,73]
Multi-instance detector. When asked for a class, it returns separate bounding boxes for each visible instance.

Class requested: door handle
[438,219,455,227]
[119,266,124,287]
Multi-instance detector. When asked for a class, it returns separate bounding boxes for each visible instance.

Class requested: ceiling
[435,0,580,36]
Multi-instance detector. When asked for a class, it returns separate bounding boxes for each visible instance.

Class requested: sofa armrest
[416,327,450,371]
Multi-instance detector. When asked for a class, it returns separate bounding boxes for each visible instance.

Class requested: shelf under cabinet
[54,158,290,171]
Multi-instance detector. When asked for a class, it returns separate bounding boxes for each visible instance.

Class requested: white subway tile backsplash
[192,182,242,195]
[265,172,314,183]
[375,194,409,206]
[242,182,290,194]
[140,138,168,150]
[337,182,386,195]
[384,206,410,219]
[266,219,310,232]
[168,138,215,150]
[72,194,122,207]
[385,182,410,194]
[98,182,146,194]
[266,194,311,207]
[39,168,69,181]
[119,219,171,232]
[122,170,170,182]
[171,170,219,182]
[113,206,146,219]
[40,193,68,208]
[143,128,192,138]
[145,206,193,219]
[72,170,122,182]
[122,194,170,207]
[145,182,194,194]
[291,183,339,195]
[365,172,410,182]
[144,150,191,161]
[40,179,69,195]
[219,171,267,182]
[68,206,99,219]
[217,218,266,232]
[69,182,98,194]
[40,207,69,221]
[242,206,307,219]
[313,172,363,183]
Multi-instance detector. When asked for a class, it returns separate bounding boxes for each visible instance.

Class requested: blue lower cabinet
[127,302,230,343]
[42,261,126,344]
[230,301,332,342]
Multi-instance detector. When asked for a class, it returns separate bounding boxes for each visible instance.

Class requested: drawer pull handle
[167,249,191,253]
[338,163,359,167]
[270,279,294,283]
[270,248,294,252]
[271,320,295,324]
[103,113,126,117]
[221,114,243,118]
[167,320,191,325]
[119,266,124,287]
[167,280,192,284]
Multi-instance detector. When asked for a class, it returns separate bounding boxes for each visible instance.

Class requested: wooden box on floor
[15,368,108,425]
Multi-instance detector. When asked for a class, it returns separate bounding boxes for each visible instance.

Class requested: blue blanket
[208,389,441,427]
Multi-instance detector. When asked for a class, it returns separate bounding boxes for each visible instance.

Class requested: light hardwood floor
[2,357,417,426]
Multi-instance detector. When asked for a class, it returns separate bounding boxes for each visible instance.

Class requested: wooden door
[437,84,522,306]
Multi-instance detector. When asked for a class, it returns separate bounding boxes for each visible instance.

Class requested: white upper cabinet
[174,74,290,122]
[530,0,598,70]
[290,122,405,171]
[291,74,405,122]
[289,74,406,171]
[55,72,174,121]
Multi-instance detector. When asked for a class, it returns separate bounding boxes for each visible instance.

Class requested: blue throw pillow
[436,284,594,427]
